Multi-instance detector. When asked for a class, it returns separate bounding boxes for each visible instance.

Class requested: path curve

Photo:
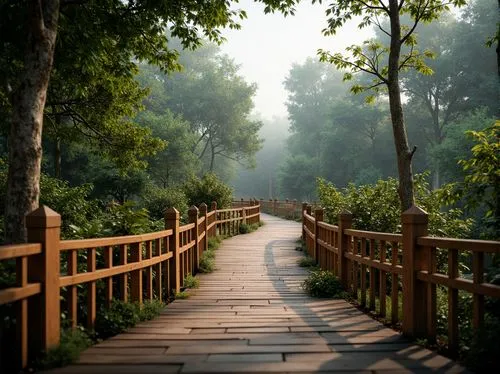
[50,213,466,373]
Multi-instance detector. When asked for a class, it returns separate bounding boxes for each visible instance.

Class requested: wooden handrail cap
[188,206,199,215]
[339,211,353,219]
[402,205,428,223]
[26,205,61,228]
[164,207,180,219]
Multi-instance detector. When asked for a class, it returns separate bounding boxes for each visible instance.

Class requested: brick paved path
[50,214,466,373]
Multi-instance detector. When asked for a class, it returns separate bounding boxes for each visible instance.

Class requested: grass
[37,328,92,370]
[238,222,260,234]
[297,256,317,268]
[174,290,189,299]
[183,273,200,289]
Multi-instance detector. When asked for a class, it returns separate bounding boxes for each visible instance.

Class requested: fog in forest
[229,0,498,201]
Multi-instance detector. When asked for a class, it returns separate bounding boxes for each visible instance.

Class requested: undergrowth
[298,256,317,268]
[302,269,345,298]
[183,273,200,289]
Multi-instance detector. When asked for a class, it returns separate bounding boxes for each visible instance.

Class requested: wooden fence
[277,202,500,353]
[235,198,308,220]
[0,201,260,370]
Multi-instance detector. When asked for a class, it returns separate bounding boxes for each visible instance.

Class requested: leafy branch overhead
[318,0,464,100]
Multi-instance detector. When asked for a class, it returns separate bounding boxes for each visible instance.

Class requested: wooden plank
[53,213,465,374]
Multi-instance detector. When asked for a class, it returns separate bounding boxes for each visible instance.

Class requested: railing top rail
[344,228,402,242]
[179,223,195,233]
[318,221,339,231]
[0,243,42,260]
[60,229,173,251]
[417,236,500,252]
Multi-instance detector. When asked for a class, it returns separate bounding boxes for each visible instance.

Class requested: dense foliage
[317,173,473,238]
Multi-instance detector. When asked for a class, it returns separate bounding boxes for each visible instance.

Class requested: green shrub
[94,299,164,339]
[37,328,92,369]
[184,173,233,208]
[183,273,200,289]
[239,223,251,234]
[94,300,141,339]
[302,270,344,298]
[141,184,188,220]
[139,300,165,321]
[317,173,473,238]
[199,251,215,273]
[175,291,189,299]
[239,223,260,234]
[208,236,222,251]
[298,256,317,268]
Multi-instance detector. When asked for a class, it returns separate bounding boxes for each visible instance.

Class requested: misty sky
[220,0,373,120]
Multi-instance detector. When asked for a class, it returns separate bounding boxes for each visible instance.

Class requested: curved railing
[298,204,500,354]
[0,201,260,370]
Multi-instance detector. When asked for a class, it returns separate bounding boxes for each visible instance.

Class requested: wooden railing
[235,198,309,220]
[299,204,500,353]
[0,201,260,370]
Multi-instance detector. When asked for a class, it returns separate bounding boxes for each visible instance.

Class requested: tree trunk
[4,1,60,243]
[388,0,415,212]
[209,140,215,172]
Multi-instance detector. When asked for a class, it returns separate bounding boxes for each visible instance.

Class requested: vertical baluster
[391,241,399,325]
[472,251,485,330]
[448,248,459,352]
[369,239,376,311]
[130,242,142,305]
[119,244,128,302]
[144,241,153,301]
[104,246,113,308]
[427,245,437,342]
[67,250,78,328]
[360,238,367,307]
[155,238,162,302]
[87,247,96,329]
[16,256,28,368]
[353,237,359,298]
[379,240,387,318]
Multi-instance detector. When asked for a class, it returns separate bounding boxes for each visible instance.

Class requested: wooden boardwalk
[50,214,466,373]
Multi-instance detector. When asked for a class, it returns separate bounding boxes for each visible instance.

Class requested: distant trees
[272,0,496,207]
[318,0,466,211]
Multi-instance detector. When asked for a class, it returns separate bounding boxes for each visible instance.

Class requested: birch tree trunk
[388,0,415,211]
[4,0,60,243]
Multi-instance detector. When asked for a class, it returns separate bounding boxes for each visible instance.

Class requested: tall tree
[318,0,465,211]
[160,46,263,172]
[0,0,293,243]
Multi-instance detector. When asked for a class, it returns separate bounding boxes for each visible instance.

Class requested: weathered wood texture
[47,214,466,373]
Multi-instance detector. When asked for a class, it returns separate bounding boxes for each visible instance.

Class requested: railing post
[242,205,247,225]
[314,208,324,263]
[165,208,180,294]
[338,211,353,288]
[273,199,278,216]
[402,205,429,339]
[293,199,297,220]
[211,201,217,237]
[26,206,61,359]
[188,206,200,274]
[302,202,308,240]
[199,203,208,253]
[306,205,312,256]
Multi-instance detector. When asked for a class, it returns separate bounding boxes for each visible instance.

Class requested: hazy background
[220,0,373,120]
